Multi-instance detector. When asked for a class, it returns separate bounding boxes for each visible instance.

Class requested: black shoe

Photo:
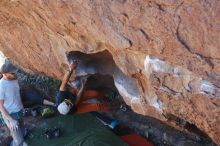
[23,108,31,117]
[44,129,52,139]
[31,109,38,117]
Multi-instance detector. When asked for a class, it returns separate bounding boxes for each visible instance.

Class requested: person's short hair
[0,62,18,74]
[57,101,71,115]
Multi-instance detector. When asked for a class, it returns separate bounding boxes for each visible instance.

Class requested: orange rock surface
[0,0,219,144]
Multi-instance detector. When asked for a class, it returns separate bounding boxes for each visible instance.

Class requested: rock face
[0,0,219,144]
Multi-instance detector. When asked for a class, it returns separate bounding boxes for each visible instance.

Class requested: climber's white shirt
[0,78,23,114]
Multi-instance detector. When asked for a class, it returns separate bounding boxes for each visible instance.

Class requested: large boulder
[0,0,219,144]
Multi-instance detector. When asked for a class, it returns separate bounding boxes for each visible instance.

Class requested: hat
[57,101,71,115]
[0,62,18,74]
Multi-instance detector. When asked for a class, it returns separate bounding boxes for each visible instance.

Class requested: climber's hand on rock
[69,60,78,71]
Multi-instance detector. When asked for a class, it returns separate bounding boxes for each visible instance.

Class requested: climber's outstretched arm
[59,61,77,91]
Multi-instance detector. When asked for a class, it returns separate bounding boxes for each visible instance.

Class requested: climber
[56,60,113,115]
[0,62,27,146]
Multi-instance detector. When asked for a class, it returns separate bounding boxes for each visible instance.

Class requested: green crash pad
[26,113,128,146]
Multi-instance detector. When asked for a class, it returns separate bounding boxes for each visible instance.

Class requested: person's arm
[59,61,78,91]
[0,100,18,131]
[75,79,87,105]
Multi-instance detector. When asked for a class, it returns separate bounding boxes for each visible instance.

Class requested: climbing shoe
[44,127,61,139]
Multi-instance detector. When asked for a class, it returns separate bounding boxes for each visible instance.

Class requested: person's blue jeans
[0,111,25,146]
[10,118,24,146]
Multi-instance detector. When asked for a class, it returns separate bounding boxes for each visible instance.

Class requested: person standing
[0,62,27,146]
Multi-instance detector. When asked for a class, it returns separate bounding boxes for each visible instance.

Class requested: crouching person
[0,63,27,146]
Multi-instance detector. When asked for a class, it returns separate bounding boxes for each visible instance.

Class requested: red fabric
[76,103,112,113]
[81,90,107,100]
[121,134,154,146]
[73,90,112,114]
[72,89,107,100]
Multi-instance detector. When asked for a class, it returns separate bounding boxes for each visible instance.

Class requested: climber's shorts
[55,90,76,105]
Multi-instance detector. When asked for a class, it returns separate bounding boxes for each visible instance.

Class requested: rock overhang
[0,0,219,144]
